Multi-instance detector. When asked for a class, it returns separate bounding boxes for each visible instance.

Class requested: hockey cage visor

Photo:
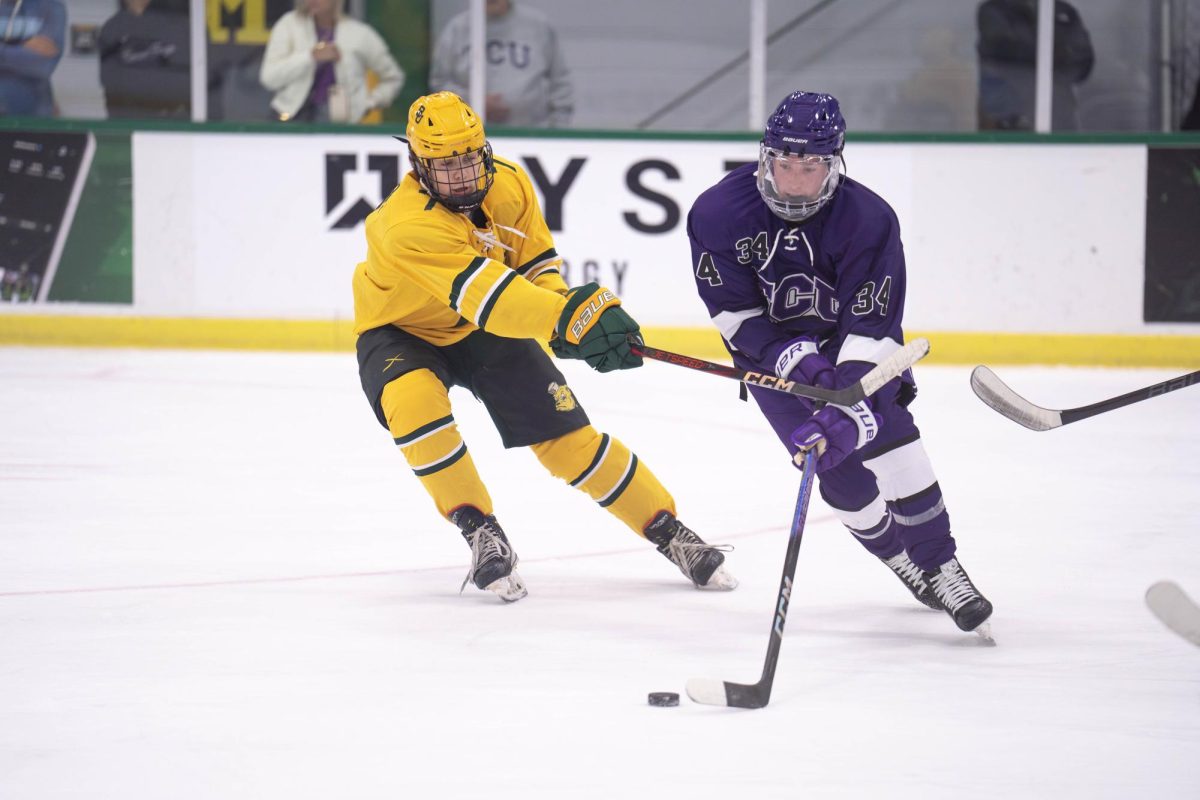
[412,143,496,213]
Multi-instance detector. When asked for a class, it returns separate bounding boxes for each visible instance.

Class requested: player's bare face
[771,155,830,201]
[427,153,485,198]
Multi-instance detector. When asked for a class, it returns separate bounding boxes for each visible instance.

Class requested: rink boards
[1,129,1197,366]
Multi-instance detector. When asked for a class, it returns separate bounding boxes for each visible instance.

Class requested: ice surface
[1,347,1197,799]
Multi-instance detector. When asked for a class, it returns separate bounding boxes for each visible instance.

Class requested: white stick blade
[969,365,1062,431]
[685,678,729,706]
[858,338,931,397]
[1146,581,1200,647]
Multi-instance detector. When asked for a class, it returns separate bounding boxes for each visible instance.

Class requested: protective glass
[756,145,843,222]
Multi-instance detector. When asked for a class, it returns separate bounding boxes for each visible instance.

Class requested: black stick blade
[685,677,770,709]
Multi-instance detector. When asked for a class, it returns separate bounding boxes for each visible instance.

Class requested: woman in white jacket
[260,0,404,123]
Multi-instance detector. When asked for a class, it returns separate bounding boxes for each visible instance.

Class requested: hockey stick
[630,336,930,405]
[1146,581,1200,648]
[970,365,1200,431]
[685,448,818,709]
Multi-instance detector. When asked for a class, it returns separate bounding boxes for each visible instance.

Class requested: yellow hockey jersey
[352,155,569,345]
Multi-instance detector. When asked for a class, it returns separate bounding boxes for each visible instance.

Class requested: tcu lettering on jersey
[768,273,838,322]
[487,40,532,68]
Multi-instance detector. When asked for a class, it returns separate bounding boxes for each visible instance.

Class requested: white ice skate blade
[698,565,738,591]
[486,572,528,603]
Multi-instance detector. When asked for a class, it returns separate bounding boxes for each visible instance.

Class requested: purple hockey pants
[746,377,957,572]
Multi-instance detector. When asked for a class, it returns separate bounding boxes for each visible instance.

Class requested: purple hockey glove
[773,336,835,389]
[790,400,882,472]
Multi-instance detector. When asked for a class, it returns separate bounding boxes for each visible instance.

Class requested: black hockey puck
[647,691,679,707]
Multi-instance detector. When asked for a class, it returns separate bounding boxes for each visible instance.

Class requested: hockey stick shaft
[1059,369,1200,425]
[971,365,1200,431]
[630,336,930,405]
[685,448,818,709]
[752,448,817,695]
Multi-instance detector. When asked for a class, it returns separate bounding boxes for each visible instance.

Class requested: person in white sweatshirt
[260,0,403,123]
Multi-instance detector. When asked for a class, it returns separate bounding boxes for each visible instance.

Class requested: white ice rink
[1,346,1197,799]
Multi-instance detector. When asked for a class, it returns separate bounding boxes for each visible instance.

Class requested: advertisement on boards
[132,132,1147,334]
[0,130,134,306]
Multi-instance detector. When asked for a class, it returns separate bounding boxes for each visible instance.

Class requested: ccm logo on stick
[744,372,796,392]
[773,576,793,637]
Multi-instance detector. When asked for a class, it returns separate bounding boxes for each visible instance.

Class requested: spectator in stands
[260,0,403,123]
[0,0,65,117]
[1183,71,1200,131]
[430,0,572,128]
[976,0,1093,131]
[98,0,191,119]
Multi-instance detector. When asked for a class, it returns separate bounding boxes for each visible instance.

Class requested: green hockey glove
[550,283,644,372]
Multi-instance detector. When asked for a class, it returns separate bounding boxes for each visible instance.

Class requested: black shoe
[451,506,526,602]
[643,511,737,590]
[924,557,993,632]
[882,550,942,610]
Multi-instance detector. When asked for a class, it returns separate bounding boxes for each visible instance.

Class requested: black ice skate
[882,550,942,610]
[451,506,527,602]
[924,557,993,636]
[643,512,737,591]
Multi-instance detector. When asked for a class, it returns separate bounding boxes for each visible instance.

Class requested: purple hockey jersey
[687,162,913,390]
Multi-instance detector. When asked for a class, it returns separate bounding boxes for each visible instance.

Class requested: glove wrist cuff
[774,338,819,379]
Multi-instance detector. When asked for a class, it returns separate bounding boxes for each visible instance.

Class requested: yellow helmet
[403,92,494,211]
[406,92,486,158]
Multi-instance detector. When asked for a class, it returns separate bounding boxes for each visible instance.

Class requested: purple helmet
[757,92,846,222]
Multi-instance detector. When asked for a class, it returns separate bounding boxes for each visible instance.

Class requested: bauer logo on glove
[551,282,644,373]
[567,287,618,344]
